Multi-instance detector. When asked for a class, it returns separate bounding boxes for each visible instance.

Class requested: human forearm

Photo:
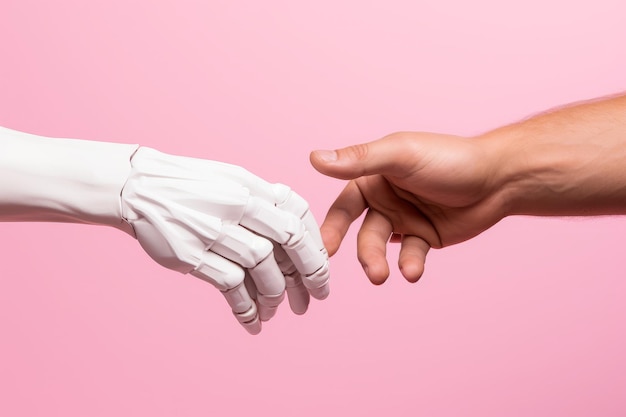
[483,94,626,217]
[0,127,138,232]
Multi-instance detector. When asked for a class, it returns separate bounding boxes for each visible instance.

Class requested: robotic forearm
[0,126,137,232]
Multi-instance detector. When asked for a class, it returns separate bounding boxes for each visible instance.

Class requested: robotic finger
[273,185,330,299]
[223,282,261,333]
[282,233,330,300]
[273,242,310,315]
[190,251,261,335]
[272,184,325,249]
[285,275,310,315]
[211,224,286,321]
[242,272,277,322]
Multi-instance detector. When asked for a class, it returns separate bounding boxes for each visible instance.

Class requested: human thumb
[310,135,411,180]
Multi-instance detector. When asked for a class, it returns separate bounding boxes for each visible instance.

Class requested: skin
[310,93,626,285]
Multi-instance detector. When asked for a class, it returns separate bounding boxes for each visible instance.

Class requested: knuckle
[218,267,246,290]
[233,304,258,324]
[274,185,310,216]
[384,131,410,141]
[289,191,310,212]
[271,183,292,204]
[342,143,369,161]
[383,131,417,149]
[192,253,245,291]
[247,236,273,265]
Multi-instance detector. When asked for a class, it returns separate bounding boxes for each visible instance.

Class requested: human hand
[121,147,330,334]
[310,132,507,284]
[311,96,626,285]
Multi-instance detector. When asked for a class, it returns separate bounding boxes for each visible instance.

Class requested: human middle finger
[357,209,393,285]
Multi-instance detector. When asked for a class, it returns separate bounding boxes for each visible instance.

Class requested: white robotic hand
[0,127,329,335]
[120,147,330,334]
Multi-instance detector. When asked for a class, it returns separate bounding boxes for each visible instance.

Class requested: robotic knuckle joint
[244,237,273,267]
[193,257,245,291]
[221,272,245,291]
[290,191,309,210]
[285,224,307,248]
[233,304,257,324]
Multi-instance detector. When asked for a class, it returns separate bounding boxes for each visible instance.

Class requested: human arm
[310,93,626,284]
[0,127,330,334]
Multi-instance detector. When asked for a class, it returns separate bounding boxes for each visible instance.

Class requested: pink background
[1,1,625,416]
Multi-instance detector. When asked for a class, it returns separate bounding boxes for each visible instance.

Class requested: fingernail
[314,150,337,163]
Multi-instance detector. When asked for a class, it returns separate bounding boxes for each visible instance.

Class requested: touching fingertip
[320,227,340,256]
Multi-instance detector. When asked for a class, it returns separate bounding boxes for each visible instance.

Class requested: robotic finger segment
[307,283,330,300]
[285,274,310,315]
[272,185,325,251]
[243,272,258,301]
[240,197,302,244]
[256,292,284,322]
[211,224,274,268]
[230,302,261,335]
[190,251,246,291]
[248,253,286,297]
[283,230,327,276]
[301,261,330,300]
[223,283,261,334]
[257,303,278,322]
[272,242,298,277]
[222,281,256,314]
[257,292,285,309]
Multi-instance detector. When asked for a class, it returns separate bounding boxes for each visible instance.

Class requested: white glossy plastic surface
[121,147,331,334]
[0,127,330,334]
[0,126,137,233]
